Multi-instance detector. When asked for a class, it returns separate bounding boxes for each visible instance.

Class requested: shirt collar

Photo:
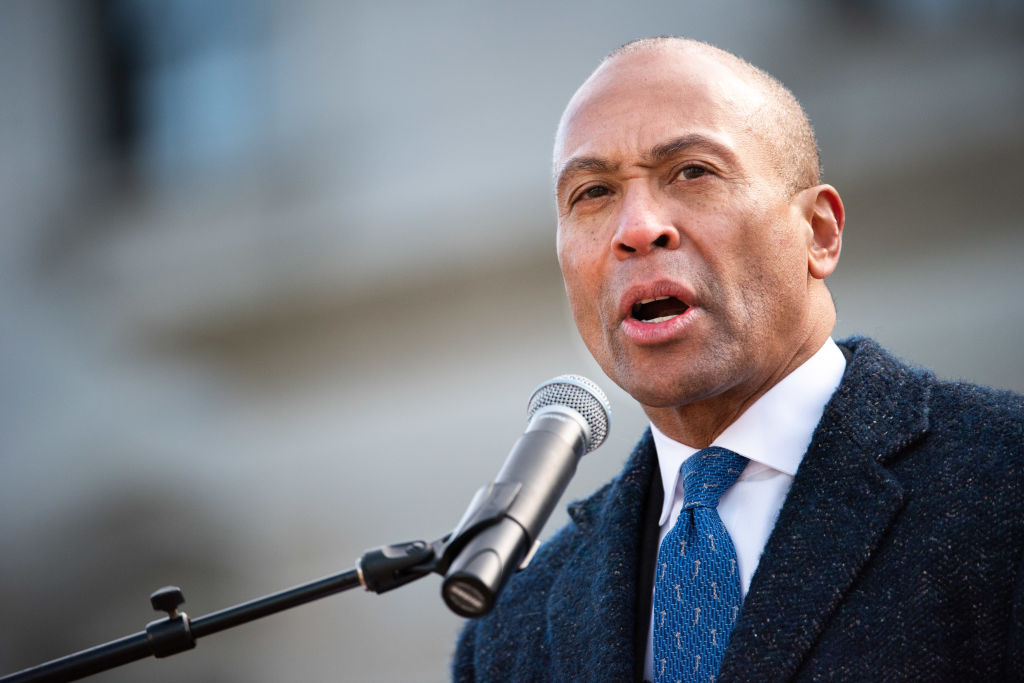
[652,337,847,525]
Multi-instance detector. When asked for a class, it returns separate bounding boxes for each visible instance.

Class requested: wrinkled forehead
[553,47,765,174]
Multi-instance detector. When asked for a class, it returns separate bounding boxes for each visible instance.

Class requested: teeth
[637,296,672,305]
[642,314,678,324]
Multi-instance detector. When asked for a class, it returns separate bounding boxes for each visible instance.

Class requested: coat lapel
[548,430,657,682]
[720,338,932,681]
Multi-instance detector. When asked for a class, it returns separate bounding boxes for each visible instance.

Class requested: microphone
[440,374,611,617]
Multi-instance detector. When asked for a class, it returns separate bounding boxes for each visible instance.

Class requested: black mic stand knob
[150,586,186,617]
[146,586,195,658]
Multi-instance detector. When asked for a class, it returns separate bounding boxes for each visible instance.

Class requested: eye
[573,184,611,204]
[677,164,709,180]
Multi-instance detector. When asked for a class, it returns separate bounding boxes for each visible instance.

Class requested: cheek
[764,217,814,287]
[558,231,610,343]
[557,225,604,297]
[559,254,600,329]
[733,218,811,328]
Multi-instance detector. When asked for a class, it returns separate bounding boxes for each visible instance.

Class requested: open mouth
[630,296,690,323]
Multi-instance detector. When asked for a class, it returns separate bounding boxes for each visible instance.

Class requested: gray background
[1,1,1021,681]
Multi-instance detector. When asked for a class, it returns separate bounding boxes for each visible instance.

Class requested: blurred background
[1,1,1021,681]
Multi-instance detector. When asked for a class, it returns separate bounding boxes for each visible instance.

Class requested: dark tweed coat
[452,337,1024,681]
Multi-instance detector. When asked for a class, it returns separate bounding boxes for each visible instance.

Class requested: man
[453,37,1023,681]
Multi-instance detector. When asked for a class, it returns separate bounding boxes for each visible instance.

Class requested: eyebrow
[554,133,738,197]
[646,133,737,166]
[554,156,615,197]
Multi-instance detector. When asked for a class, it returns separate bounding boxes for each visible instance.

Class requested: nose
[611,186,681,259]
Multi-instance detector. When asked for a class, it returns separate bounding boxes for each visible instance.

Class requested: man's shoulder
[838,336,1024,436]
[929,375,1024,423]
[833,336,1023,498]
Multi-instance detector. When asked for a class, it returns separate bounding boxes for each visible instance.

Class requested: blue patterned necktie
[653,446,749,683]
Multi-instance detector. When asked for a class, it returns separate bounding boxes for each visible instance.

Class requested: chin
[612,370,697,409]
[612,349,745,410]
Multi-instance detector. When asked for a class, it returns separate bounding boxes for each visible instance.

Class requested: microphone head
[526,375,611,453]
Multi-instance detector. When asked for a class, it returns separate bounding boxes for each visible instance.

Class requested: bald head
[558,37,821,195]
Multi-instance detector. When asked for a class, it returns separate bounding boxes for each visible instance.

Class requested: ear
[801,184,844,280]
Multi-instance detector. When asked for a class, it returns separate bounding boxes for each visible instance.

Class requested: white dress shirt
[643,338,847,679]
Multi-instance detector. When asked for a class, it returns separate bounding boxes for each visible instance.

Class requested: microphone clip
[437,481,524,571]
[357,481,528,597]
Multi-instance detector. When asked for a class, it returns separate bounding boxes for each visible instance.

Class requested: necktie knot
[680,446,748,510]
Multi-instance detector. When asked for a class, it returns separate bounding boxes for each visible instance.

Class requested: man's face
[554,48,818,413]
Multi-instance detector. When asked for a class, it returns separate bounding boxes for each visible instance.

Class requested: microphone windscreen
[526,375,611,453]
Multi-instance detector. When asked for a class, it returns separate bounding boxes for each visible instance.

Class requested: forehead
[554,48,767,178]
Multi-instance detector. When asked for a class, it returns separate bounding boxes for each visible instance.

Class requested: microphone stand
[0,538,444,683]
[4,375,608,682]
[2,476,531,683]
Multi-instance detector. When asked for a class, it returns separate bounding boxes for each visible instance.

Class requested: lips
[618,283,698,344]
